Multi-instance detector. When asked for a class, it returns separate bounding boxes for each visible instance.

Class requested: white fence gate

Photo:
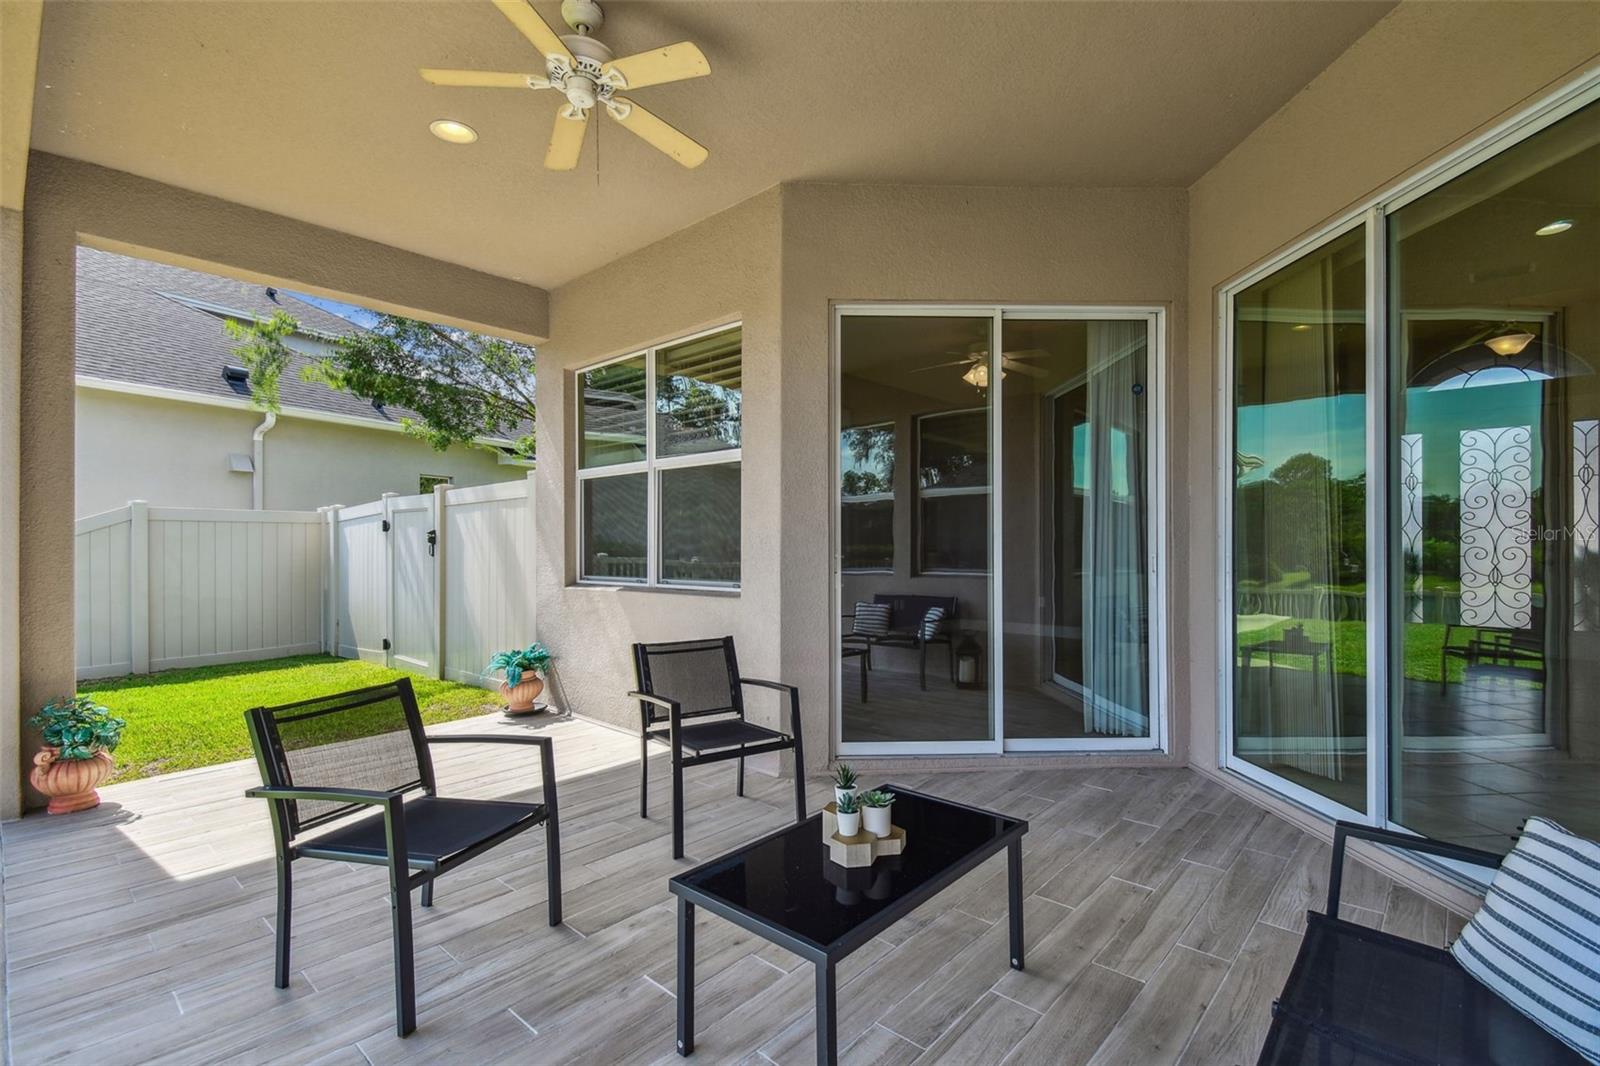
[78,474,539,688]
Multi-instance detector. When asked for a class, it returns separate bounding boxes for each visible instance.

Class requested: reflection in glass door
[1387,100,1600,851]
[836,308,1161,753]
[1230,227,1369,812]
[1003,318,1152,745]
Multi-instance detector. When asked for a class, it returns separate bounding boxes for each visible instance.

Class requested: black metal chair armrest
[245,785,401,805]
[739,677,796,693]
[1328,820,1502,917]
[629,690,685,739]
[740,677,802,737]
[425,734,560,818]
[427,733,553,752]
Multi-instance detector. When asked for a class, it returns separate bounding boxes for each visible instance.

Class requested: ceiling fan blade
[1003,362,1050,378]
[605,97,708,168]
[545,106,589,170]
[913,359,977,372]
[491,0,574,65]
[599,42,710,90]
[1002,348,1052,361]
[419,68,549,89]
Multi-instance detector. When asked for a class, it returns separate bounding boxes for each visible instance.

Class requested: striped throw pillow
[920,606,947,641]
[853,602,891,638]
[1450,817,1600,1062]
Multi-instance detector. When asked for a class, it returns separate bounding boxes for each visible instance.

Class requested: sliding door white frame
[1215,68,1600,838]
[832,303,1169,757]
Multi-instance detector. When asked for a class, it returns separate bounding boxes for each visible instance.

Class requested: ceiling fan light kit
[421,0,711,171]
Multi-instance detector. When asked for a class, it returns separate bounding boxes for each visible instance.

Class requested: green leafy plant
[831,764,857,790]
[485,643,553,688]
[835,792,860,814]
[28,695,126,761]
[859,789,895,809]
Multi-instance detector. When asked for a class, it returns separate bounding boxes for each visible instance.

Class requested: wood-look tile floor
[0,713,1469,1066]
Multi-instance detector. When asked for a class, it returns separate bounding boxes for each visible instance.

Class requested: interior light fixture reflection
[1486,332,1536,357]
[1535,218,1574,236]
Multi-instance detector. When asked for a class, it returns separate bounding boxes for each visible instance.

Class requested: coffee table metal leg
[1008,838,1024,970]
[677,898,695,1056]
[815,957,837,1065]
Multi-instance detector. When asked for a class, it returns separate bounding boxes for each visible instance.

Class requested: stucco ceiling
[31,0,1394,289]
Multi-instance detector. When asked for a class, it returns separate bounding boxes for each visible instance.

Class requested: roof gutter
[252,411,276,509]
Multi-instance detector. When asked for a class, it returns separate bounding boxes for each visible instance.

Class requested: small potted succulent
[860,789,896,838]
[832,763,859,809]
[834,792,862,838]
[27,695,126,814]
[485,642,554,714]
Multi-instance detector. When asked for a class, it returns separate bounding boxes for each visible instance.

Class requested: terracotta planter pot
[30,747,115,815]
[500,675,546,712]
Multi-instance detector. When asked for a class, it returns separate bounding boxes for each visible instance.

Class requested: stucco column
[0,207,24,818]
[17,182,77,812]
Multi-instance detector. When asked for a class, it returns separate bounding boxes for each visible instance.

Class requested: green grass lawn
[81,654,501,784]
[1238,619,1471,684]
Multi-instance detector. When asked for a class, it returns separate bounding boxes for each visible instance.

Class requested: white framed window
[841,422,894,572]
[576,323,742,589]
[916,408,989,574]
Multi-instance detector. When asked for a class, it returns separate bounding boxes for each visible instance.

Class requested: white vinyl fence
[76,473,537,686]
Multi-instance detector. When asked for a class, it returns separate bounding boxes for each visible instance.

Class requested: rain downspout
[252,411,276,510]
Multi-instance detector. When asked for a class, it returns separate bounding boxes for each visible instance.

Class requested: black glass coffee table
[667,783,1028,1065]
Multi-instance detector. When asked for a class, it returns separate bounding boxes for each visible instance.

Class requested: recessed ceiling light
[1535,218,1573,236]
[429,119,478,144]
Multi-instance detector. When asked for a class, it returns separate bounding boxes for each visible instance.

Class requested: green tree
[229,312,538,458]
[223,311,298,414]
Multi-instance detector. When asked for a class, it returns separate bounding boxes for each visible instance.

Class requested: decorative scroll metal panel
[1401,433,1424,623]
[1575,419,1599,631]
[1459,426,1532,629]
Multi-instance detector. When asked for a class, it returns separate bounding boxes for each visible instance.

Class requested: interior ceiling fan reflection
[913,350,1052,388]
[420,0,711,170]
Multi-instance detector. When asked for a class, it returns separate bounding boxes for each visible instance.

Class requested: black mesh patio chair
[1257,821,1583,1065]
[243,677,561,1038]
[630,636,805,859]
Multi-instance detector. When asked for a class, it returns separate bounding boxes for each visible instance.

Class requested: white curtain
[1082,321,1149,737]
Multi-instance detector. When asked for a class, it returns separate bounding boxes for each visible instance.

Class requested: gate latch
[381,519,391,533]
[382,637,392,651]
[426,529,438,557]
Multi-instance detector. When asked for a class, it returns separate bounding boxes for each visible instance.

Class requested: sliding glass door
[836,307,1163,754]
[1230,226,1368,812]
[1224,89,1599,854]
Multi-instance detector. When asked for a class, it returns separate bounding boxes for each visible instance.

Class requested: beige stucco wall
[537,183,1188,770]
[262,416,522,510]
[14,152,550,814]
[74,391,257,515]
[73,389,523,517]
[533,189,784,749]
[779,184,1190,768]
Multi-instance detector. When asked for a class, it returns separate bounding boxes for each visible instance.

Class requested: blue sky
[287,291,383,329]
[1238,382,1545,493]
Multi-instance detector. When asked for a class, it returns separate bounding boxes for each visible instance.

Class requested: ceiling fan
[420,0,710,170]
[915,349,1052,389]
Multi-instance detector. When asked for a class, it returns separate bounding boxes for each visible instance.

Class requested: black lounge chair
[630,636,805,859]
[1257,821,1583,1065]
[243,678,561,1037]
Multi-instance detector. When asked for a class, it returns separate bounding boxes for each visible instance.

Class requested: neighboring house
[73,247,531,518]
